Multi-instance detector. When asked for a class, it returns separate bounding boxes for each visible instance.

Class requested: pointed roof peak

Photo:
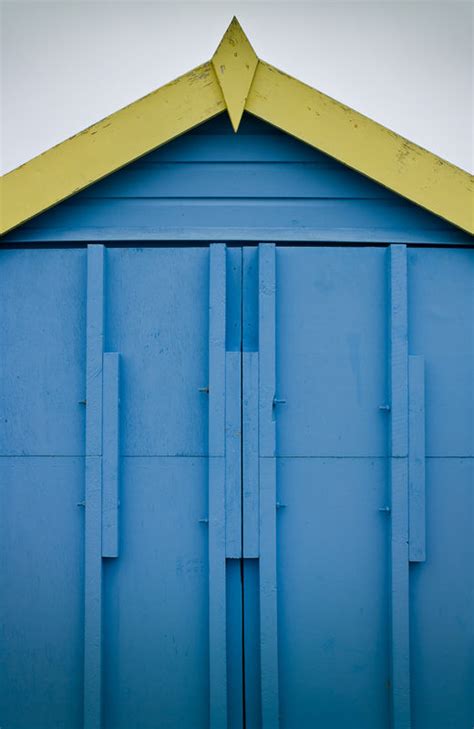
[212,17,258,131]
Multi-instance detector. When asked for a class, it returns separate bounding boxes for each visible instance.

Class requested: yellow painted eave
[246,61,474,235]
[1,62,225,235]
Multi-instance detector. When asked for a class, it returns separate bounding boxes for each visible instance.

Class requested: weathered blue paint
[2,115,472,245]
[1,111,473,729]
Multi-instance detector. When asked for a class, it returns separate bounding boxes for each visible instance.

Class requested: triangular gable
[4,114,469,245]
[1,17,472,236]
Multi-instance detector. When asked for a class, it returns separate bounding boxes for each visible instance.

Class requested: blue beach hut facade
[1,19,473,729]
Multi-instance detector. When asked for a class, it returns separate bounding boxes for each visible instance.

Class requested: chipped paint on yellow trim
[1,17,472,236]
[212,17,258,132]
[1,63,224,234]
[246,61,473,234]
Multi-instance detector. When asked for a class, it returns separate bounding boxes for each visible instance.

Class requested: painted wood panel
[0,248,86,455]
[102,457,209,729]
[276,457,390,729]
[409,458,474,729]
[0,457,84,729]
[268,246,391,727]
[407,248,474,456]
[104,247,209,456]
[275,246,388,457]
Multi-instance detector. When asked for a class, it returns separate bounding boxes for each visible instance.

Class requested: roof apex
[212,17,258,132]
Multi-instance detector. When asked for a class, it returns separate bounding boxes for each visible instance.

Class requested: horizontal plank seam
[0,454,472,459]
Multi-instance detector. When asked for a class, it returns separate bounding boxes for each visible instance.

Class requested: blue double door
[1,244,472,729]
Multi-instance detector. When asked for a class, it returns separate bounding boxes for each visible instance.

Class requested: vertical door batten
[225,246,243,559]
[258,243,280,728]
[225,351,242,558]
[388,244,411,729]
[84,244,105,729]
[102,352,120,559]
[408,355,426,563]
[258,245,276,459]
[243,246,260,559]
[84,247,122,728]
[242,350,259,558]
[208,243,228,728]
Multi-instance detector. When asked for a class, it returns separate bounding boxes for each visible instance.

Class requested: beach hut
[1,18,472,729]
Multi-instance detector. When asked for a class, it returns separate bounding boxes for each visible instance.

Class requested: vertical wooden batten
[388,244,411,729]
[258,243,280,727]
[84,244,105,729]
[102,352,120,559]
[208,244,228,728]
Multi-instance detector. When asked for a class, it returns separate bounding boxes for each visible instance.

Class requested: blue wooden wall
[3,113,471,244]
[1,244,472,729]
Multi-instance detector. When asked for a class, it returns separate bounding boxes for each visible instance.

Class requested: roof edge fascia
[1,17,472,235]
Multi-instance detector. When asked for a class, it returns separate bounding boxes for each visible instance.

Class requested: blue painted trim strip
[258,243,280,727]
[208,244,228,728]
[259,457,279,728]
[86,245,104,457]
[408,355,426,563]
[6,224,469,245]
[84,244,105,729]
[225,351,242,558]
[102,352,120,559]
[389,244,411,729]
[258,244,276,459]
[243,351,259,558]
[209,244,226,459]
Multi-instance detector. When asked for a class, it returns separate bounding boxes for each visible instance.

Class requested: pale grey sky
[1,0,473,174]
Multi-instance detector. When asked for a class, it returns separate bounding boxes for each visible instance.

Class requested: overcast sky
[1,0,472,174]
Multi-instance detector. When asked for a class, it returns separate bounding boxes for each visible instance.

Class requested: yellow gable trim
[1,63,224,235]
[212,17,258,132]
[247,62,473,235]
[1,17,472,235]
